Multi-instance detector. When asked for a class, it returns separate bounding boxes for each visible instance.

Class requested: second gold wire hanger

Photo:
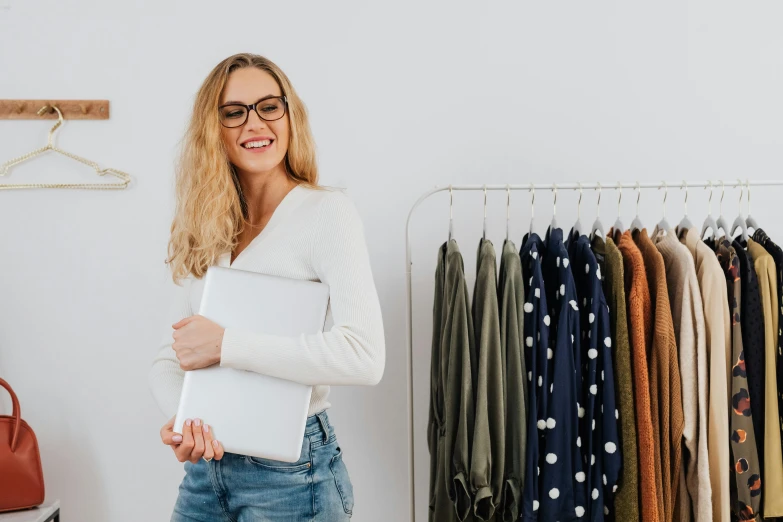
[0,105,131,190]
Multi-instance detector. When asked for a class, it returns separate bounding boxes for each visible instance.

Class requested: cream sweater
[654,231,712,522]
[148,184,386,419]
[681,228,731,522]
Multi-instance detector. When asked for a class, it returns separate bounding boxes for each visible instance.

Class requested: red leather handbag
[0,377,45,512]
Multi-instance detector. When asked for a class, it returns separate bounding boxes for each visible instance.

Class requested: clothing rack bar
[418,180,783,192]
[403,179,783,522]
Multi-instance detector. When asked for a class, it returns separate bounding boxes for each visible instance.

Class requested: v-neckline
[222,184,304,268]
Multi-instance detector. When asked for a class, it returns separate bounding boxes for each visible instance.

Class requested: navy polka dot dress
[538,227,586,520]
[568,231,622,520]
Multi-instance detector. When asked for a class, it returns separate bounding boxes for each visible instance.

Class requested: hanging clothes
[752,229,783,466]
[568,231,621,521]
[537,227,586,520]
[679,227,732,522]
[616,230,662,522]
[734,239,766,482]
[471,238,505,521]
[441,239,478,522]
[593,234,641,522]
[747,238,783,517]
[712,237,762,522]
[429,241,451,522]
[520,233,551,519]
[634,229,684,522]
[653,231,712,522]
[497,239,527,521]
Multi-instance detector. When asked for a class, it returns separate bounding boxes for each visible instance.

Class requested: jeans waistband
[304,409,333,443]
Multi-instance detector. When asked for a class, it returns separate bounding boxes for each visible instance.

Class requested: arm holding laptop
[160,191,385,385]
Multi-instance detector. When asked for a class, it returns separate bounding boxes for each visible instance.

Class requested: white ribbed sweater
[148,184,386,419]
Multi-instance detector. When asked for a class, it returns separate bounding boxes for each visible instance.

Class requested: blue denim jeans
[171,410,354,521]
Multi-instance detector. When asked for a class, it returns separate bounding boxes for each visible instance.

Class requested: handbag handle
[0,378,22,452]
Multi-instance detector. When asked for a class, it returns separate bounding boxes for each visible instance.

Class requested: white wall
[2,1,783,521]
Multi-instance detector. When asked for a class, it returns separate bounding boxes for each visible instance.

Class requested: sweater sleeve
[219,191,386,386]
[148,278,192,419]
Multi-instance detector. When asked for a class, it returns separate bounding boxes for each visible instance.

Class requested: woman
[148,53,386,521]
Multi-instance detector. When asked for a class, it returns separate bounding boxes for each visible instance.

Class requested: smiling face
[219,67,290,178]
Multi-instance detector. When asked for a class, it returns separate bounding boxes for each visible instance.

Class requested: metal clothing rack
[403,179,783,522]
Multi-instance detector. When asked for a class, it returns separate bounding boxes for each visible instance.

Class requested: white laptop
[173,266,330,462]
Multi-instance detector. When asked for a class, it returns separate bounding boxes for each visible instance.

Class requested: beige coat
[681,228,731,522]
[747,238,783,517]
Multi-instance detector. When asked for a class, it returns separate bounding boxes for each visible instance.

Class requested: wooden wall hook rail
[0,100,110,120]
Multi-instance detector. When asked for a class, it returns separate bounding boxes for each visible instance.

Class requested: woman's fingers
[175,419,195,462]
[160,416,182,446]
[169,418,218,463]
[189,418,205,463]
[201,423,215,462]
[212,438,225,461]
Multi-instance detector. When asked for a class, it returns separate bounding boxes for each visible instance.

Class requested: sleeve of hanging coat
[520,236,550,519]
[596,272,621,515]
[442,241,476,521]
[735,242,766,479]
[498,241,527,521]
[748,239,783,517]
[428,242,447,517]
[680,242,712,522]
[753,229,783,503]
[470,239,505,521]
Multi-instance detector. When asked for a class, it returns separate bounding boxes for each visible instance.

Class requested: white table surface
[0,501,59,522]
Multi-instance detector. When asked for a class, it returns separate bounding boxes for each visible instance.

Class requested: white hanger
[612,182,625,233]
[0,105,131,190]
[716,180,731,238]
[572,182,583,236]
[529,183,536,235]
[482,184,488,240]
[652,181,671,239]
[550,184,558,231]
[730,179,748,241]
[745,179,760,235]
[630,181,644,232]
[448,185,454,241]
[506,185,511,242]
[589,182,605,240]
[676,180,694,233]
[700,180,719,240]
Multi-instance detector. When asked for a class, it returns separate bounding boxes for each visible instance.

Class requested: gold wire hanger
[0,105,131,190]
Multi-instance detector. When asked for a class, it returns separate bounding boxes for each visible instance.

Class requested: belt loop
[315,411,330,443]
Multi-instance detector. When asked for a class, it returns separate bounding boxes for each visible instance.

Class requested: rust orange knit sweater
[636,230,686,522]
[616,230,661,522]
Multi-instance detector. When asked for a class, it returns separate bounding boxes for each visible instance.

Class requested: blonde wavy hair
[166,53,318,283]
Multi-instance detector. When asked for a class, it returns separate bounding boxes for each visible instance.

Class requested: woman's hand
[172,315,226,371]
[160,416,225,463]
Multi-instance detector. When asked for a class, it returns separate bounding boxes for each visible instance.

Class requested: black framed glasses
[218,95,288,128]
